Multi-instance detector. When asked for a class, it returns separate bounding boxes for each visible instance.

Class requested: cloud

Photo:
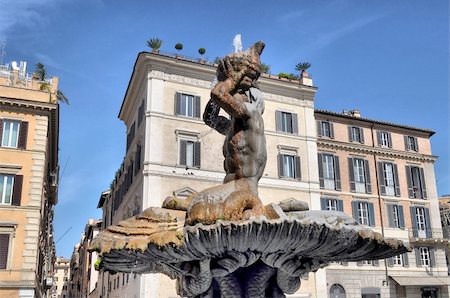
[0,0,60,40]
[302,13,389,55]
[278,10,304,22]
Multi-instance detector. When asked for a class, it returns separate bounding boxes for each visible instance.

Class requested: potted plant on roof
[175,43,183,58]
[146,38,163,53]
[198,47,206,63]
[295,62,311,79]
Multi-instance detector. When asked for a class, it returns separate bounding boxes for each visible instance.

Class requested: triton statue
[90,42,409,298]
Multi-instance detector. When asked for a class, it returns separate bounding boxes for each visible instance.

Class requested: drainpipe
[370,123,390,287]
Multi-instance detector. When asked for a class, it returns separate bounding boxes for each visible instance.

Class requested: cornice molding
[0,97,56,112]
[317,139,437,162]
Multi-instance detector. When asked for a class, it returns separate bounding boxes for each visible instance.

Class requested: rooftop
[315,109,435,136]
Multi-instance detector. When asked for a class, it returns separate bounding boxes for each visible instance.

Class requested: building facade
[315,110,449,298]
[96,51,322,298]
[68,219,102,298]
[0,61,60,297]
[93,51,448,298]
[51,257,70,298]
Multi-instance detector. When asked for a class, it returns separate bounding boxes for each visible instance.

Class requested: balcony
[408,228,445,242]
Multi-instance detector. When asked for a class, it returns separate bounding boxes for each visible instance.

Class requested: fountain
[90,41,409,297]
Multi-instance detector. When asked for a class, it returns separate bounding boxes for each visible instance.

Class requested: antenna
[0,41,6,65]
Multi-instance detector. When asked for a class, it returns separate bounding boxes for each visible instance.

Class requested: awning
[390,276,450,286]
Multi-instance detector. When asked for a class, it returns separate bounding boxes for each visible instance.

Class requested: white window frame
[415,207,426,238]
[179,94,194,117]
[281,154,295,178]
[0,174,14,205]
[380,131,390,147]
[392,254,403,266]
[280,112,293,133]
[351,126,362,142]
[321,121,331,138]
[1,120,20,148]
[353,158,366,192]
[384,163,395,196]
[358,201,370,226]
[326,199,338,211]
[392,205,400,228]
[406,136,418,151]
[322,154,335,189]
[419,247,430,267]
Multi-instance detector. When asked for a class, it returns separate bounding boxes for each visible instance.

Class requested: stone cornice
[317,139,437,162]
[0,96,57,112]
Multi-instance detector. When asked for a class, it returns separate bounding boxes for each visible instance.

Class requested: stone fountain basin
[90,207,409,277]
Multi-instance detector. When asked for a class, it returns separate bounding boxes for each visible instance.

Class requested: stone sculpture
[90,42,409,298]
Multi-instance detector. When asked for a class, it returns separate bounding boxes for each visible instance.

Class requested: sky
[0,0,448,258]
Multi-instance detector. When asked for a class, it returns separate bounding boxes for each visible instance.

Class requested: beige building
[92,51,448,298]
[51,257,70,298]
[95,51,321,297]
[0,61,60,297]
[315,109,449,298]
[68,219,102,298]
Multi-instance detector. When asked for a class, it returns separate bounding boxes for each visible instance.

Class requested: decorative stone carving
[91,42,409,298]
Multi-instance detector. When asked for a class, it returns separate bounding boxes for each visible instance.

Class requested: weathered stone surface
[90,207,409,297]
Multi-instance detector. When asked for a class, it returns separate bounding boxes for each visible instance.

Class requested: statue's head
[217,41,265,89]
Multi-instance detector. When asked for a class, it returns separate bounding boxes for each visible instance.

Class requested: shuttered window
[0,120,28,149]
[175,93,201,118]
[278,154,301,179]
[318,154,341,190]
[134,145,142,176]
[387,204,405,228]
[404,135,419,152]
[349,158,371,194]
[320,198,343,211]
[377,131,392,147]
[378,162,400,197]
[406,166,427,199]
[415,247,435,267]
[179,140,201,168]
[0,233,10,269]
[351,201,375,226]
[411,206,431,238]
[275,111,298,134]
[0,174,22,206]
[348,126,364,143]
[317,121,334,138]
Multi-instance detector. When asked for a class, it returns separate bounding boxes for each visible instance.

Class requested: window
[348,126,364,143]
[378,162,400,196]
[320,198,343,212]
[411,206,431,238]
[388,252,409,267]
[392,255,403,266]
[134,144,142,176]
[137,100,145,127]
[351,201,375,226]
[1,120,19,148]
[387,204,404,229]
[278,154,301,179]
[0,233,11,269]
[330,284,346,298]
[175,93,200,118]
[377,131,392,147]
[406,166,427,199]
[179,139,201,168]
[419,247,430,267]
[405,135,418,152]
[349,158,371,193]
[275,111,298,134]
[1,120,27,149]
[318,154,341,190]
[318,121,334,138]
[63,277,68,281]
[0,175,14,205]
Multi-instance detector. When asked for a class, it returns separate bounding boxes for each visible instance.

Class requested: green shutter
[334,156,341,191]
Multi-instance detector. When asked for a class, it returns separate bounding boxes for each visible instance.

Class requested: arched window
[330,284,346,298]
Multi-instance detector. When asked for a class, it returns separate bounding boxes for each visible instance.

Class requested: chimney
[349,109,361,118]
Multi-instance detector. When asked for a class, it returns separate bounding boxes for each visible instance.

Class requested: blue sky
[0,0,448,258]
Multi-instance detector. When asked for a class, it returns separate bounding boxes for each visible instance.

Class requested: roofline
[97,190,111,209]
[315,109,435,136]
